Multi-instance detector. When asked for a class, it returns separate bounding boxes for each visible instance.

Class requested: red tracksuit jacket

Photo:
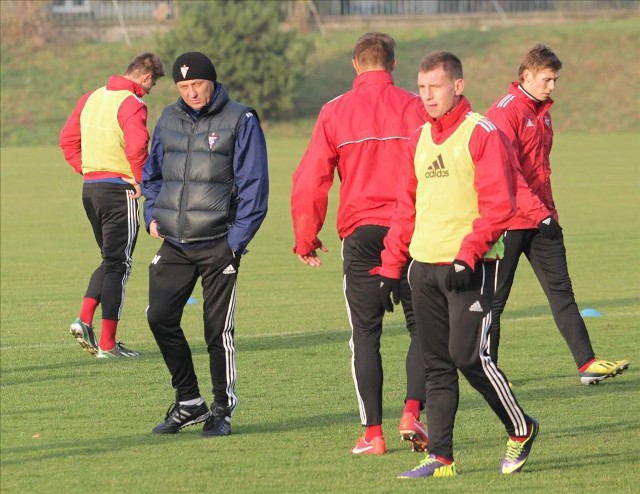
[291,70,425,255]
[486,82,557,229]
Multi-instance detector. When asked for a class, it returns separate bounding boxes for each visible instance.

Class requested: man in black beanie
[143,51,269,437]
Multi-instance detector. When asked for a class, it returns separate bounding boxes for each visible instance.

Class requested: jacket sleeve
[455,124,517,268]
[370,131,419,279]
[141,122,164,230]
[226,111,269,253]
[487,105,551,225]
[290,107,337,255]
[59,92,92,174]
[118,96,150,184]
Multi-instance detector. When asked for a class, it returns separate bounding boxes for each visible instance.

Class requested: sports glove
[537,215,562,240]
[445,260,474,293]
[379,276,401,313]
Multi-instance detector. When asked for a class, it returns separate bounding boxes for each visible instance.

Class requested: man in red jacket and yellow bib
[373,51,538,478]
[60,53,165,358]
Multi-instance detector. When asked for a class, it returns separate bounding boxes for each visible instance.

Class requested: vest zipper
[178,120,196,243]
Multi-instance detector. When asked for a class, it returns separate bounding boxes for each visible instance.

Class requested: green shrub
[157,0,313,120]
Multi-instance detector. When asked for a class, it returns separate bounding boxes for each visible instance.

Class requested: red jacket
[59,75,149,183]
[291,70,425,255]
[372,96,517,278]
[486,82,557,229]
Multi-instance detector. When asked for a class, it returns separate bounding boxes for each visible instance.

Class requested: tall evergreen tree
[158,0,313,119]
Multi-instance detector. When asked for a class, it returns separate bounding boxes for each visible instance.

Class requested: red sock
[403,399,422,419]
[365,425,383,441]
[435,455,453,465]
[79,297,99,326]
[510,423,532,442]
[579,358,596,373]
[99,319,118,350]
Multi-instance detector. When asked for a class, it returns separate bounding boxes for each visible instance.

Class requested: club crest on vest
[208,132,218,149]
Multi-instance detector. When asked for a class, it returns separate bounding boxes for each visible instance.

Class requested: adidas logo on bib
[425,154,449,178]
[469,301,483,312]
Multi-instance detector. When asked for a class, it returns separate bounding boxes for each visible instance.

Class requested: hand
[445,260,473,292]
[123,178,142,199]
[149,221,163,240]
[227,240,242,269]
[130,183,142,199]
[296,241,328,267]
[537,216,562,240]
[379,276,401,312]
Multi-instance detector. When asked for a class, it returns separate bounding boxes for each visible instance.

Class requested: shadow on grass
[0,353,149,387]
[454,448,635,476]
[236,328,351,352]
[509,374,636,404]
[3,416,637,468]
[0,409,358,466]
[439,418,639,475]
[0,326,405,389]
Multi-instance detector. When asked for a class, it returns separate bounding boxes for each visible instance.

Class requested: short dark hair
[518,44,562,82]
[352,32,395,71]
[418,51,463,80]
[125,52,165,80]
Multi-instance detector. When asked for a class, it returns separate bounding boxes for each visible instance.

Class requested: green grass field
[1,133,639,493]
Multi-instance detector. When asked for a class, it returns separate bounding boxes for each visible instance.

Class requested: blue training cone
[187,296,198,304]
[580,308,602,317]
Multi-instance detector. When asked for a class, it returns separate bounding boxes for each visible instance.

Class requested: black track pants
[490,229,595,367]
[410,261,531,460]
[342,225,425,427]
[82,182,139,320]
[147,239,239,410]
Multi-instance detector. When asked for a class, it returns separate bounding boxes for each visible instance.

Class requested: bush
[0,0,53,47]
[157,0,313,120]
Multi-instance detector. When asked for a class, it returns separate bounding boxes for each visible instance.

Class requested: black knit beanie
[172,52,217,83]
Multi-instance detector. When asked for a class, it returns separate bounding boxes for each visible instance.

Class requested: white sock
[180,397,204,406]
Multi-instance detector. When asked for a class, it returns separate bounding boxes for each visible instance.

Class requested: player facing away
[486,44,629,385]
[373,51,538,478]
[59,52,165,358]
[291,32,428,455]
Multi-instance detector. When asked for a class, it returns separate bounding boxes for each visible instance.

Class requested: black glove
[379,276,401,313]
[537,215,562,240]
[445,260,473,292]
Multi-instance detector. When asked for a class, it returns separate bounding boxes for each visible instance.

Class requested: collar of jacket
[510,81,554,113]
[426,95,472,133]
[106,75,146,97]
[176,82,230,120]
[352,70,394,89]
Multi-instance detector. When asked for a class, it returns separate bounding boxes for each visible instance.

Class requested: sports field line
[0,310,637,351]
